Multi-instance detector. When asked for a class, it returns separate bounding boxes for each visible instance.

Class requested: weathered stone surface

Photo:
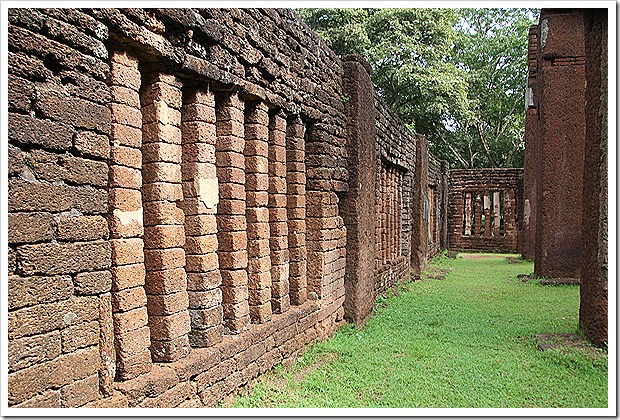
[9,179,107,214]
[17,240,111,275]
[8,212,55,244]
[7,346,99,405]
[8,331,62,373]
[114,365,178,407]
[9,113,73,150]
[8,274,74,310]
[2,6,468,409]
[8,296,99,340]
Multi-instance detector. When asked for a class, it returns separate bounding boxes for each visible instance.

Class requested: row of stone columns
[375,163,402,268]
[462,191,509,237]
[107,48,309,378]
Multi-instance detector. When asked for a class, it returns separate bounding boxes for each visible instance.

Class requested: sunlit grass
[231,253,607,408]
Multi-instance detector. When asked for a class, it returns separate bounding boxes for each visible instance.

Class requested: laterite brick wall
[447,169,523,253]
[7,8,449,408]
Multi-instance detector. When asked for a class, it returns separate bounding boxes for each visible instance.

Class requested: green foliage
[232,254,607,408]
[297,8,539,169]
[449,8,538,168]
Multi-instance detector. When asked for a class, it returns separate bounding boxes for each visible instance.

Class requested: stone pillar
[244,101,272,323]
[108,48,152,379]
[483,192,491,237]
[340,56,377,324]
[492,191,501,237]
[534,10,586,278]
[439,160,449,250]
[215,91,250,334]
[522,26,540,260]
[286,116,308,306]
[411,135,429,275]
[268,111,290,314]
[474,192,482,237]
[141,70,191,362]
[464,192,472,236]
[580,9,607,347]
[180,84,223,347]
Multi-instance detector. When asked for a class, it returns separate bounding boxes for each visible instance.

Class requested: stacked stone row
[285,116,308,306]
[268,112,291,314]
[108,48,152,380]
[141,70,191,362]
[215,92,251,334]
[461,191,506,237]
[244,102,273,323]
[376,163,403,266]
[180,85,223,347]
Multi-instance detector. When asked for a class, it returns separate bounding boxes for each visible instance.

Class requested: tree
[297,8,538,168]
[449,8,538,168]
[298,8,468,138]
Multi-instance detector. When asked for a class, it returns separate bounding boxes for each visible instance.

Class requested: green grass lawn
[231,253,608,408]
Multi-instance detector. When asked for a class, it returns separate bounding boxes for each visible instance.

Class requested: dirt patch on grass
[421,267,449,280]
[460,254,494,260]
[294,352,338,382]
[536,333,605,358]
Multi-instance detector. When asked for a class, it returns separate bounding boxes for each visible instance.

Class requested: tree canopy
[297,8,539,168]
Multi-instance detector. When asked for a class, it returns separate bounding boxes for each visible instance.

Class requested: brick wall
[447,169,523,253]
[7,7,452,408]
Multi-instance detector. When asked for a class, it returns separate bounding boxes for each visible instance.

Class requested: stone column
[483,192,491,237]
[521,26,539,260]
[108,48,152,380]
[464,193,472,236]
[340,56,377,325]
[244,101,272,323]
[268,111,290,314]
[215,91,250,334]
[411,135,429,274]
[141,70,191,362]
[534,10,586,278]
[492,192,501,237]
[580,9,607,347]
[286,116,308,306]
[181,84,223,347]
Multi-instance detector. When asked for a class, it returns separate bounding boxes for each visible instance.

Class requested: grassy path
[231,254,608,408]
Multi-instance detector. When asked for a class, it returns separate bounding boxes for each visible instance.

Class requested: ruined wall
[447,169,523,253]
[7,7,351,408]
[7,7,450,408]
[373,97,415,291]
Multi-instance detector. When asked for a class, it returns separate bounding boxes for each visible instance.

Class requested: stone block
[147,291,190,316]
[8,274,73,310]
[56,215,109,242]
[188,288,222,310]
[60,374,99,407]
[111,263,145,292]
[151,334,191,363]
[112,286,147,313]
[8,330,61,373]
[7,346,99,405]
[144,267,186,294]
[113,306,149,336]
[144,247,186,271]
[17,240,110,276]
